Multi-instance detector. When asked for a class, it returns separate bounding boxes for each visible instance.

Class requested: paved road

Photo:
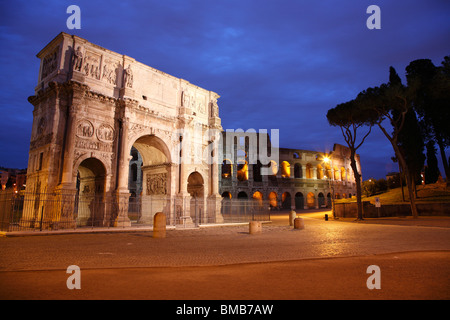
[0,212,449,300]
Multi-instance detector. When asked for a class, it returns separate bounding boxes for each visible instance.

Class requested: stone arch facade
[26,32,223,229]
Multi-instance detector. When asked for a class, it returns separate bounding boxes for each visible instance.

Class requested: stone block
[289,210,297,226]
[249,221,262,234]
[294,218,304,230]
[153,212,166,238]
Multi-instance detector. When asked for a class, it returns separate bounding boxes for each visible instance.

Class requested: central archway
[129,135,173,224]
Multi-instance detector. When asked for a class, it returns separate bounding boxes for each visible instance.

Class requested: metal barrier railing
[0,190,271,232]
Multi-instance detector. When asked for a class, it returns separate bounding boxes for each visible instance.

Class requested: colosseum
[218,130,361,211]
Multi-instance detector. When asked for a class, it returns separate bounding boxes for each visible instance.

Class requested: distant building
[218,131,360,210]
[127,132,361,210]
[0,168,27,191]
[386,172,399,181]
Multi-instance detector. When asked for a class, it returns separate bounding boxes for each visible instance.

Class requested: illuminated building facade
[219,131,361,210]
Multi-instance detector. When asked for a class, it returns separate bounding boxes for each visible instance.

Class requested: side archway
[188,171,205,225]
[76,157,107,226]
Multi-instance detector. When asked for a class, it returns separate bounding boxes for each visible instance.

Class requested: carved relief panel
[41,47,59,79]
[74,119,115,155]
[76,119,94,139]
[96,124,115,143]
[83,50,101,80]
[146,173,167,195]
[102,59,120,85]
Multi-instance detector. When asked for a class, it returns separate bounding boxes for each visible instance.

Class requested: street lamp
[323,156,336,219]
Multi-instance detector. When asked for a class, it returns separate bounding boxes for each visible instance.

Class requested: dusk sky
[1,0,449,179]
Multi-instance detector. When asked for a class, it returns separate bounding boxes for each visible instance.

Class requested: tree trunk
[414,178,418,198]
[396,148,419,218]
[350,151,364,220]
[378,123,419,218]
[398,161,405,201]
[436,138,450,185]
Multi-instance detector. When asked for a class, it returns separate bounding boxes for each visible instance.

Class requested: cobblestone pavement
[0,212,449,300]
[1,212,450,271]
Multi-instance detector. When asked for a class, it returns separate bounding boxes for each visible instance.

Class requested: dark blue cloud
[0,0,449,178]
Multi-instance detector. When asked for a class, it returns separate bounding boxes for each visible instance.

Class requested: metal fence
[220,199,271,223]
[0,190,271,232]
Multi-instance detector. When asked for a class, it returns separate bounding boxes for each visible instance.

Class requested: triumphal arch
[26,32,223,229]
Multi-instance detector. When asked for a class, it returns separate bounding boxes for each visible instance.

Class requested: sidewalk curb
[0,221,271,237]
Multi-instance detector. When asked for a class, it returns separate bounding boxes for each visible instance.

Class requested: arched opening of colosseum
[252,191,263,202]
[252,191,264,209]
[295,192,304,209]
[270,160,278,175]
[334,166,340,180]
[341,167,346,181]
[281,192,291,210]
[222,191,232,199]
[318,192,325,207]
[327,193,332,207]
[253,161,262,182]
[306,164,313,179]
[306,192,315,208]
[268,191,278,208]
[317,164,324,179]
[221,159,232,179]
[281,161,290,178]
[237,191,248,199]
[325,164,331,180]
[76,157,107,227]
[268,160,278,183]
[237,160,249,181]
[294,163,302,178]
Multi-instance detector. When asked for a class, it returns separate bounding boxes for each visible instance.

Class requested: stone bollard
[153,212,166,238]
[249,221,262,234]
[289,210,297,226]
[294,217,305,230]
